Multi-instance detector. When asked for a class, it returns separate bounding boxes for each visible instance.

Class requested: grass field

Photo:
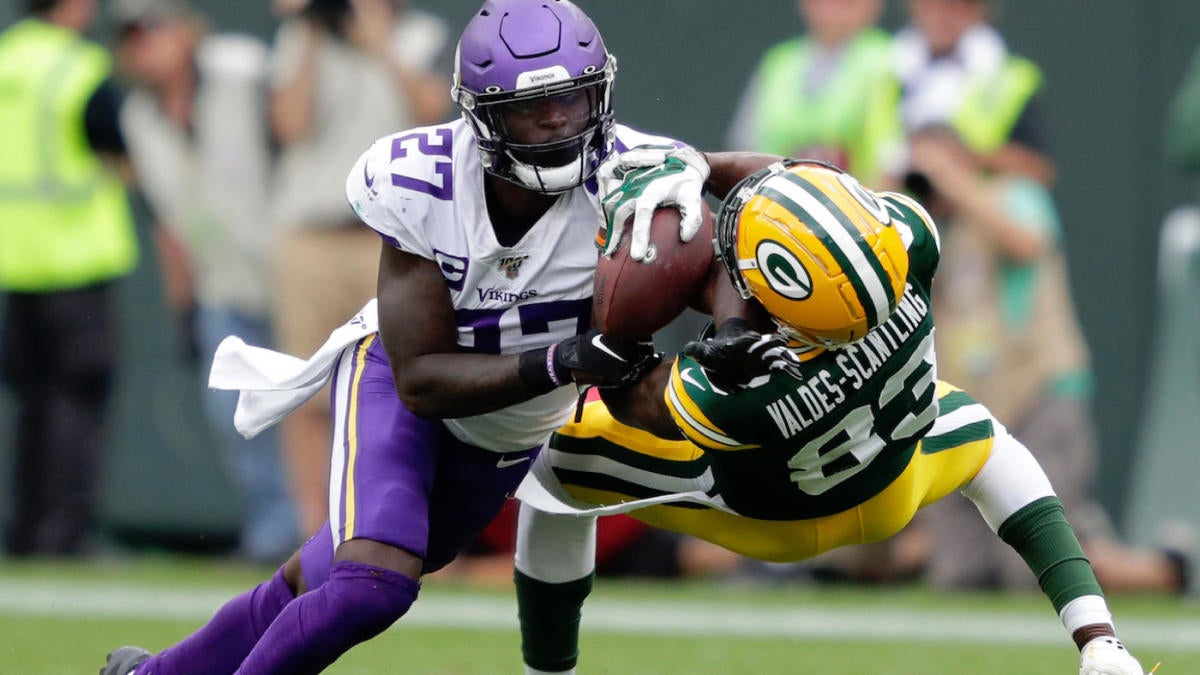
[1,555,1197,674]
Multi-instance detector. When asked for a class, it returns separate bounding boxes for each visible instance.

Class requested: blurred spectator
[1167,44,1200,191]
[726,0,903,188]
[272,0,309,17]
[1155,44,1200,599]
[893,0,1055,186]
[112,0,298,563]
[0,0,139,556]
[907,126,1188,595]
[267,0,452,534]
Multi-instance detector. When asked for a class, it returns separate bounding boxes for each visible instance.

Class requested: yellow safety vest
[751,29,900,187]
[952,55,1043,154]
[0,18,138,291]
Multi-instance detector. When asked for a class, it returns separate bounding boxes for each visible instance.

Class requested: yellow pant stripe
[557,380,994,563]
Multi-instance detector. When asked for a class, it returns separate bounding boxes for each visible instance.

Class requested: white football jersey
[345,118,679,451]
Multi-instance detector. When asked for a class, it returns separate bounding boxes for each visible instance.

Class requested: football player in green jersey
[512,157,1147,675]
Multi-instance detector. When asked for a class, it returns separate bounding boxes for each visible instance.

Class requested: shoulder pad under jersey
[346,124,460,258]
[879,191,940,291]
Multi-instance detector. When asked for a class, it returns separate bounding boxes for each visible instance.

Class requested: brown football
[592,205,714,340]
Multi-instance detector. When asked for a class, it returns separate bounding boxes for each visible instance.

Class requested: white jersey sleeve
[338,120,689,452]
[346,128,447,259]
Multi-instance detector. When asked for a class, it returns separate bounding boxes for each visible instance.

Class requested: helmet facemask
[715,163,781,303]
[454,56,615,194]
[714,160,909,351]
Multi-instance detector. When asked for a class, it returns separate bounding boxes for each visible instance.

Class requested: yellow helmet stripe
[761,175,892,326]
[757,184,873,324]
[789,172,897,314]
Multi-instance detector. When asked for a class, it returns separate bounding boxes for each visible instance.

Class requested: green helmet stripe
[758,183,881,328]
[785,172,897,316]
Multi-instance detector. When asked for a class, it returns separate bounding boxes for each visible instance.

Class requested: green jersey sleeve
[664,355,761,452]
[879,191,940,292]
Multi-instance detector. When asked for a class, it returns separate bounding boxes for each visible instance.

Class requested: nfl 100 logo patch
[497,255,529,279]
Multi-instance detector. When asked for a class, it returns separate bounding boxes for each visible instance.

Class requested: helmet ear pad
[720,162,910,349]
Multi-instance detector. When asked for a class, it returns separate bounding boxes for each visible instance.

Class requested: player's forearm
[702,151,782,200]
[377,262,538,418]
[598,362,682,440]
[707,267,773,332]
[391,352,539,419]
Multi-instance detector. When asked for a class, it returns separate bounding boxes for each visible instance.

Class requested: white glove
[1080,637,1144,675]
[596,144,710,261]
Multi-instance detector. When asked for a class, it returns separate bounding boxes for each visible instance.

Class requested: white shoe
[1079,637,1144,675]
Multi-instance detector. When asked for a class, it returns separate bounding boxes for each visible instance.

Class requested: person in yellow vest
[893,0,1056,187]
[906,125,1190,596]
[0,0,139,556]
[726,0,904,190]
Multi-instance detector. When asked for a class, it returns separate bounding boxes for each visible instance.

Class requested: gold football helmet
[715,160,909,349]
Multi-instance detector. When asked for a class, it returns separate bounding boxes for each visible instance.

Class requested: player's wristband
[518,345,570,395]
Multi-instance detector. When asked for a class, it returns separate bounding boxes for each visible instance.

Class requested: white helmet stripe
[763,175,892,324]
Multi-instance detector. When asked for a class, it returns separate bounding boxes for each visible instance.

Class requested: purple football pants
[136,335,538,674]
[302,334,538,579]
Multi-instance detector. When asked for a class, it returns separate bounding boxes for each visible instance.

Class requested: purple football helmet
[452,0,616,193]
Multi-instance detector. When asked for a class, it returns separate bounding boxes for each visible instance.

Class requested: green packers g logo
[755,241,812,300]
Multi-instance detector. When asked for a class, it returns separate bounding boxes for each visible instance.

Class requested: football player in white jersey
[101,1,778,674]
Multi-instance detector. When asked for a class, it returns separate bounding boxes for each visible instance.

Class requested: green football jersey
[666,193,942,520]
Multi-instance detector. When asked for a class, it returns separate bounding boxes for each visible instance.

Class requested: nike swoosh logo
[363,160,376,189]
[590,334,628,362]
[496,456,531,469]
[679,367,705,390]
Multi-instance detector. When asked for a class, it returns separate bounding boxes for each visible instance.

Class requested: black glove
[681,319,801,391]
[519,329,662,394]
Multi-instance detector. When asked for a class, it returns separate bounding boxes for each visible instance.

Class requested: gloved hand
[596,144,710,261]
[1079,637,1145,675]
[681,319,801,391]
[519,330,662,394]
[555,329,662,388]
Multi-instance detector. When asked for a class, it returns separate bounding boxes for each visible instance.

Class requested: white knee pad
[961,422,1056,532]
[515,501,597,583]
